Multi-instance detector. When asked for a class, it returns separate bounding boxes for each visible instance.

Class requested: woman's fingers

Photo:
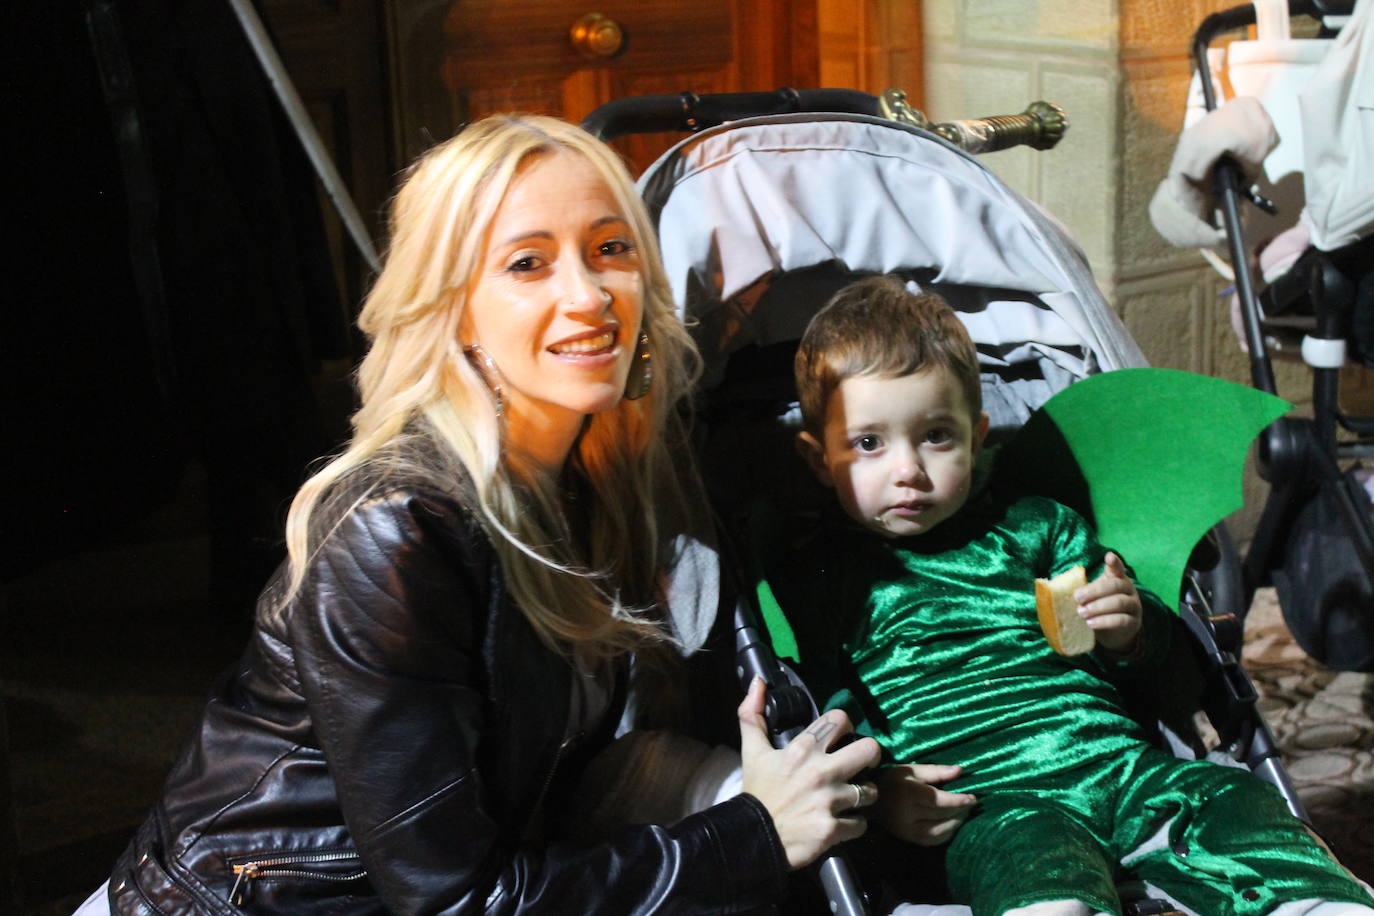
[739,702,884,869]
[795,710,845,751]
[829,810,871,846]
[736,677,773,762]
[833,780,879,813]
[804,711,880,770]
[782,709,881,787]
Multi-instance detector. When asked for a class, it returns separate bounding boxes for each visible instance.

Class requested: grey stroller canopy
[637,112,1147,436]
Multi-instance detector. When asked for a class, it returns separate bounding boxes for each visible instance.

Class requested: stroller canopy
[637,113,1146,395]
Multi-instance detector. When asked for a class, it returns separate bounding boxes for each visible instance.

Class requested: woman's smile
[547,325,620,356]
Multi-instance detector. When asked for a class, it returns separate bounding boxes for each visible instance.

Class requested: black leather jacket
[108,482,790,914]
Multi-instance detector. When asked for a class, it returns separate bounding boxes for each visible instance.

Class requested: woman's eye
[505,254,544,273]
[597,238,634,257]
[854,435,882,453]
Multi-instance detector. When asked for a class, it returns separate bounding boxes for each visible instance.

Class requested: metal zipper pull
[229,862,260,906]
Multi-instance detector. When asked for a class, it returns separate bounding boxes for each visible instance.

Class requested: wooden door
[437,0,821,175]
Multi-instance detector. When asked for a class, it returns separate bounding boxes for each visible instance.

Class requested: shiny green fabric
[771,493,1374,915]
[775,493,1167,795]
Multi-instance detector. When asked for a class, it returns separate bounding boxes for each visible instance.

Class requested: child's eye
[854,434,883,453]
[926,427,954,445]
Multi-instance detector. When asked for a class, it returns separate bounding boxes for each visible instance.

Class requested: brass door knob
[570,13,624,58]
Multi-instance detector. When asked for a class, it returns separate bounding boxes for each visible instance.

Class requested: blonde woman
[83,115,880,915]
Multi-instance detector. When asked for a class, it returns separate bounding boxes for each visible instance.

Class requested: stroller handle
[582,88,879,140]
[584,87,1070,155]
[733,599,871,916]
[927,101,1068,153]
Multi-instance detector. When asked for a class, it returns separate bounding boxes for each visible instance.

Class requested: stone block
[1120,58,1197,276]
[1118,276,1205,372]
[924,57,1036,194]
[1038,65,1118,280]
[959,0,1118,54]
[922,0,959,44]
[1121,0,1218,59]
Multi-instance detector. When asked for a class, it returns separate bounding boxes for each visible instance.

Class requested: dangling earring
[464,344,505,416]
[623,332,653,400]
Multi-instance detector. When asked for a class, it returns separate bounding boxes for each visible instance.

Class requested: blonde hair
[284,115,703,668]
[795,275,982,437]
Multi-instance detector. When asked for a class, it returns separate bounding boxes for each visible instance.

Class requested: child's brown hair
[794,275,982,436]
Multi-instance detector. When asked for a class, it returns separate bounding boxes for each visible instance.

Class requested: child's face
[799,368,989,539]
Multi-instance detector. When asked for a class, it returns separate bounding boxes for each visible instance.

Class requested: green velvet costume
[772,493,1372,916]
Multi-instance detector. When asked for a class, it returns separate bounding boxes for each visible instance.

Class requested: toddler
[772,274,1374,916]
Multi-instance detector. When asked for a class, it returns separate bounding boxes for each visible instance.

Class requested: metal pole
[224,0,382,273]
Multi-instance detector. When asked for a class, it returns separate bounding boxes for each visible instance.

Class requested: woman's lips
[548,328,617,356]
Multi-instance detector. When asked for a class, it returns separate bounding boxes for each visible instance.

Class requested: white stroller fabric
[1165,0,1374,255]
[637,113,1147,391]
[1299,0,1374,251]
[1173,0,1333,260]
[1184,0,1332,185]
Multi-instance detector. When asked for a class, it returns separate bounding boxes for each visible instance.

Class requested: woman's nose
[558,259,611,316]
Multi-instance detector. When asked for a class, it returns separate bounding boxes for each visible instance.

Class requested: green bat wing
[994,368,1291,610]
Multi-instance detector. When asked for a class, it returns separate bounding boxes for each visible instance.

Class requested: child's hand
[1074,551,1142,654]
[874,764,977,846]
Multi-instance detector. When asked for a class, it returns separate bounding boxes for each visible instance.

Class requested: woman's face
[462,150,646,455]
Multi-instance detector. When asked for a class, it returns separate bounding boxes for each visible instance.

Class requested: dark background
[0,1,831,908]
[1,2,366,910]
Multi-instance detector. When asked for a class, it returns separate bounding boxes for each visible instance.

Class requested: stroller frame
[1192,0,1374,670]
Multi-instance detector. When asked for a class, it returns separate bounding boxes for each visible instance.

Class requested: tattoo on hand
[805,721,837,746]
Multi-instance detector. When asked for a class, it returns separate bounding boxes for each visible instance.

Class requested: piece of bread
[1035,565,1094,656]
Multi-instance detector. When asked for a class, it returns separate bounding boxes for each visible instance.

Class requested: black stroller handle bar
[582,87,1069,155]
[733,599,871,916]
[1191,8,1280,394]
[582,88,879,140]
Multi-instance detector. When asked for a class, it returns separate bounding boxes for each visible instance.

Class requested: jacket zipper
[228,851,365,906]
[523,731,581,839]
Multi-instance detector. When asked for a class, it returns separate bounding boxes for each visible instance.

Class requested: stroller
[1161,0,1374,671]
[583,90,1329,915]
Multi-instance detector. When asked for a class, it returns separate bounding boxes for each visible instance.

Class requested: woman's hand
[1075,551,1143,654]
[874,764,976,846]
[737,677,882,869]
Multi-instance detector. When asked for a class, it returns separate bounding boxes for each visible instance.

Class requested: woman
[86,114,883,914]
